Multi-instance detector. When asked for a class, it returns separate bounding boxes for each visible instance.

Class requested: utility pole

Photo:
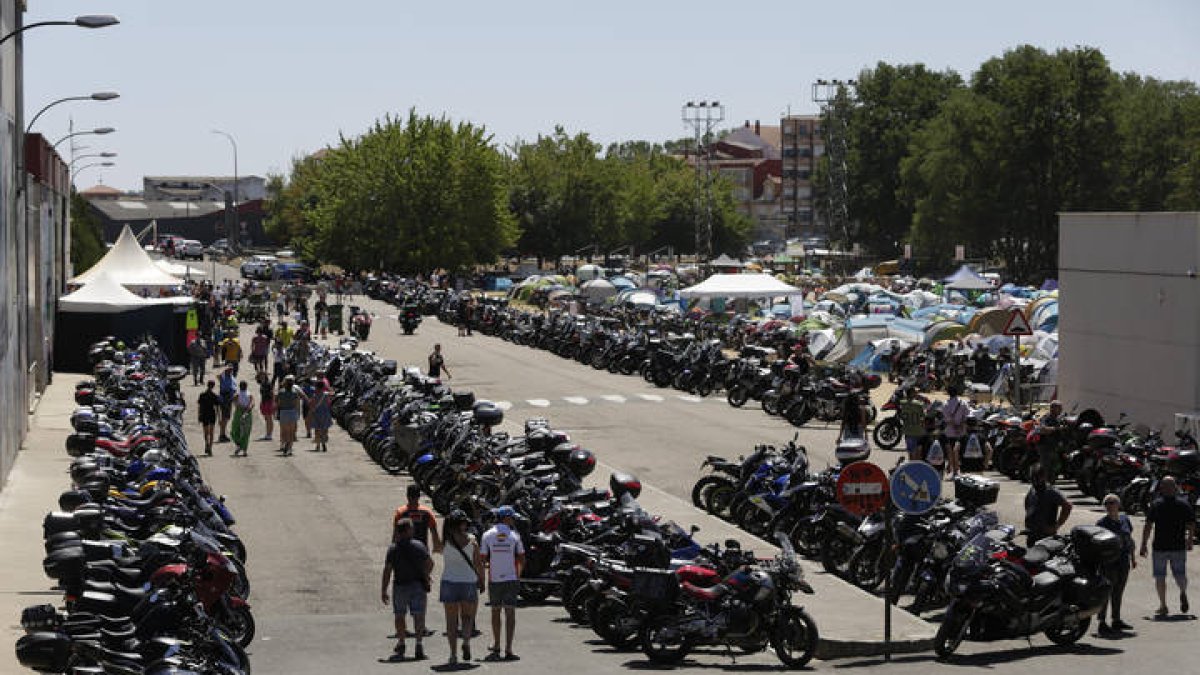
[812,80,856,247]
[682,101,724,263]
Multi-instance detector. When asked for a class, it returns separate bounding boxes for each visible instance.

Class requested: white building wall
[1058,212,1200,430]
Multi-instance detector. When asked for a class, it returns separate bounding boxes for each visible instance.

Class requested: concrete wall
[1058,212,1200,430]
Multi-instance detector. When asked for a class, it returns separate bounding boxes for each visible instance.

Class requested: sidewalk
[0,375,84,675]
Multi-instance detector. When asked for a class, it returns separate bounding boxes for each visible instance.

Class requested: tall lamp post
[0,14,119,46]
[211,129,239,248]
[26,92,119,135]
[71,161,115,185]
[53,127,115,150]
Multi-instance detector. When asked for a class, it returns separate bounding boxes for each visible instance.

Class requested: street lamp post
[211,129,239,248]
[68,152,117,170]
[0,14,119,46]
[26,92,119,135]
[53,127,115,150]
[71,161,115,184]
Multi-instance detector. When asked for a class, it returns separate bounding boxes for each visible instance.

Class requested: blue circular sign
[890,461,942,514]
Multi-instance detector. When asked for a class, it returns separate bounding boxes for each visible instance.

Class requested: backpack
[926,439,945,466]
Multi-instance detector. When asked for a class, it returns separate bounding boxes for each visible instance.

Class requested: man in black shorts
[197,381,219,456]
[382,518,433,660]
[1141,476,1195,617]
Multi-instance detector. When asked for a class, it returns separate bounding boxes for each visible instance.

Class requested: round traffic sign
[836,461,890,516]
[890,461,942,514]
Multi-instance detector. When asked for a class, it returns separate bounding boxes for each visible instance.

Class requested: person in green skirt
[231,380,255,457]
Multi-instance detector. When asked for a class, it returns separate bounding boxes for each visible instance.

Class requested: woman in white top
[439,510,484,665]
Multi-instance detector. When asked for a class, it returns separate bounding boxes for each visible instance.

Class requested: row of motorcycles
[16,338,253,674]
[689,438,1127,659]
[432,295,879,429]
[322,344,820,667]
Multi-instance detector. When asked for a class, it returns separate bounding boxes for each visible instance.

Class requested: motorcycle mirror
[689,525,701,535]
[724,538,741,549]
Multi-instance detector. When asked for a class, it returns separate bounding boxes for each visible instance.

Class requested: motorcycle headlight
[932,542,950,560]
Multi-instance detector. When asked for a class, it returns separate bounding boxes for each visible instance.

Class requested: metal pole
[883,506,893,662]
[1013,335,1021,411]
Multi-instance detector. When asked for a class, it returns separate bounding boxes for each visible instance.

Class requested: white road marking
[638,393,664,402]
[526,399,551,407]
[563,396,589,405]
[677,395,703,403]
[494,401,513,411]
[601,395,627,403]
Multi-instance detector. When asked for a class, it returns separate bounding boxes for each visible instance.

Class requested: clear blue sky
[24,0,1200,192]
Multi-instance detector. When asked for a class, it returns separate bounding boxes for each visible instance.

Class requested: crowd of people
[185,279,338,457]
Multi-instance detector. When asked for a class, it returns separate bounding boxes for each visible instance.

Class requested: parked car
[178,240,204,261]
[158,235,186,255]
[273,262,312,282]
[240,255,277,280]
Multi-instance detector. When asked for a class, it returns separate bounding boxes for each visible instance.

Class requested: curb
[817,635,936,660]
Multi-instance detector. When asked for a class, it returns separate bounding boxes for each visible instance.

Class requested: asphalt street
[4,260,1193,675]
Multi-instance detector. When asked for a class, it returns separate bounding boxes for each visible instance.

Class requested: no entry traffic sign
[836,461,890,516]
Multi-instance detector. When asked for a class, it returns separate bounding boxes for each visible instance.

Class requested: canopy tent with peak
[943,265,993,291]
[70,225,186,291]
[679,273,801,299]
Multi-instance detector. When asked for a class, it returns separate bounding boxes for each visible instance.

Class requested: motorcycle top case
[609,472,643,500]
[628,533,670,569]
[1071,525,1122,564]
[15,631,72,673]
[953,474,1000,506]
[380,360,398,376]
[1166,448,1200,474]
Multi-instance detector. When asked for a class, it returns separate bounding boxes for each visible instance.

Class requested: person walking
[428,344,451,380]
[274,375,305,456]
[941,386,968,478]
[217,366,237,443]
[1140,475,1195,617]
[382,518,433,661]
[197,381,219,456]
[250,329,270,375]
[307,380,333,452]
[231,381,254,457]
[393,485,443,552]
[1096,493,1136,635]
[257,372,275,442]
[187,336,208,386]
[898,388,927,462]
[271,343,287,388]
[219,333,243,377]
[274,321,294,350]
[439,511,485,665]
[1024,465,1072,547]
[481,506,525,661]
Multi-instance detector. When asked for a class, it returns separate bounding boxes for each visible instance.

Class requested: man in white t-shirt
[481,506,525,660]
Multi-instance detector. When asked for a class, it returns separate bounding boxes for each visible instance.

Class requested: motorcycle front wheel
[691,475,730,509]
[640,614,692,664]
[934,606,970,659]
[772,607,818,668]
[727,386,750,408]
[591,598,639,649]
[224,604,256,648]
[872,418,903,450]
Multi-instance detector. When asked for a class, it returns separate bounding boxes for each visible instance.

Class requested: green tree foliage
[265,110,516,273]
[845,63,962,254]
[69,192,106,272]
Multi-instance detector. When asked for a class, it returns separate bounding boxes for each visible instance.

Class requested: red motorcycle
[150,547,254,647]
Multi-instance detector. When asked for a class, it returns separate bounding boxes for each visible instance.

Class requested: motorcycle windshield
[952,532,1004,575]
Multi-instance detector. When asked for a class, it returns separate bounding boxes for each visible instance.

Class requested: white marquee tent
[59,271,192,313]
[155,259,207,278]
[70,225,185,289]
[679,273,801,299]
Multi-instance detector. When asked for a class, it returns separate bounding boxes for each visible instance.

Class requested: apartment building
[780,114,824,237]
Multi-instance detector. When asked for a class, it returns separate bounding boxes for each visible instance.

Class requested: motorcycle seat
[681,581,723,602]
[1032,571,1061,592]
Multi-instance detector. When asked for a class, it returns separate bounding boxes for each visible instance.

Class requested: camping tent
[579,278,617,303]
[679,273,800,299]
[709,254,744,269]
[576,264,604,282]
[55,271,193,372]
[71,226,187,291]
[943,265,993,291]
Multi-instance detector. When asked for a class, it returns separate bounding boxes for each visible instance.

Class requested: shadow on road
[833,642,1122,669]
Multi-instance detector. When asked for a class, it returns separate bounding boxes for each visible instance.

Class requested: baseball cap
[494,505,516,519]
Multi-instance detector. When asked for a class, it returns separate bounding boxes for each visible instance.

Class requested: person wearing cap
[1096,493,1136,634]
[481,506,525,660]
[439,510,485,665]
[1036,401,1065,480]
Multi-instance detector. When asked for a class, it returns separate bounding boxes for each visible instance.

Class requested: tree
[844,62,963,254]
[69,192,106,272]
[267,110,517,273]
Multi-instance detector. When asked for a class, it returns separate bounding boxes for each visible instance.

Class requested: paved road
[9,263,1188,675]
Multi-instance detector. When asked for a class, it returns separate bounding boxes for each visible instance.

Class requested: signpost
[1002,308,1033,409]
[890,461,942,515]
[836,460,894,660]
[835,461,889,517]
